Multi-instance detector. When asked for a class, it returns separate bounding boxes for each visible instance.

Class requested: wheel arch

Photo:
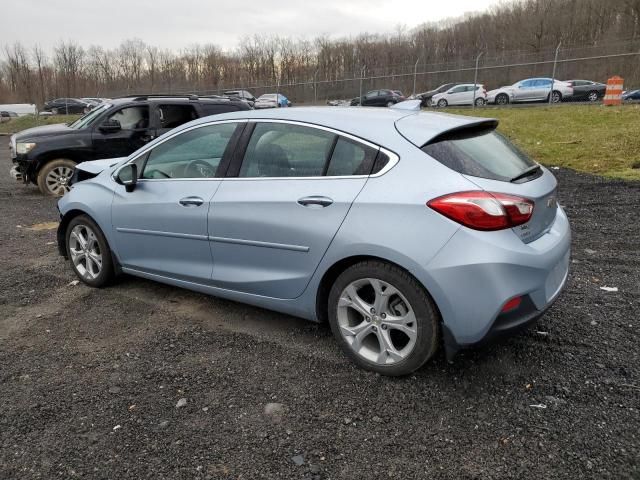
[34,150,89,179]
[57,209,120,273]
[57,209,93,258]
[314,254,443,326]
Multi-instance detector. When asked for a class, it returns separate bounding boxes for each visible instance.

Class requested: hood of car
[488,86,514,95]
[75,157,127,176]
[14,123,74,141]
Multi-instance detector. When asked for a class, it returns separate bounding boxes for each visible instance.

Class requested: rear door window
[421,129,537,182]
[158,104,197,129]
[201,104,243,116]
[239,123,335,178]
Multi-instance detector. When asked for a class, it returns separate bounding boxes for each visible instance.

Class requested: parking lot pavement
[1,142,638,480]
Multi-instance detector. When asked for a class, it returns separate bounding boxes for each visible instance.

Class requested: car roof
[178,106,497,146]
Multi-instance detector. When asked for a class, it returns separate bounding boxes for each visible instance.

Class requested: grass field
[2,105,639,180]
[448,104,640,180]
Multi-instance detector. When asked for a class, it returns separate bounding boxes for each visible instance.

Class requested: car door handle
[297,196,333,208]
[179,196,204,207]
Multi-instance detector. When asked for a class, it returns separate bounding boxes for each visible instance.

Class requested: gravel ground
[1,143,638,479]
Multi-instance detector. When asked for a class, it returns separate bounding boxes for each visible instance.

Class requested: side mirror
[115,164,138,192]
[100,119,121,132]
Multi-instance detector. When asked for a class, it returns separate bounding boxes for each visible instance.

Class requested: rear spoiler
[421,119,499,147]
[394,112,499,149]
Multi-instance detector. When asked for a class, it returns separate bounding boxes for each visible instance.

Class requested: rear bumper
[422,206,571,352]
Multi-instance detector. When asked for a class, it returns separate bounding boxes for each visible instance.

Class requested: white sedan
[431,84,487,107]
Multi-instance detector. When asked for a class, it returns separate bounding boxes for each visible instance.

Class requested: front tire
[587,91,599,102]
[437,99,448,108]
[386,101,395,107]
[66,215,115,288]
[37,159,76,196]
[328,261,440,376]
[474,97,486,106]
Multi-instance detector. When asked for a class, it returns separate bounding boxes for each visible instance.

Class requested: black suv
[10,95,250,195]
[223,90,256,107]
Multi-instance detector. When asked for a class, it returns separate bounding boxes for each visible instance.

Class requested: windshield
[258,94,277,100]
[68,103,111,130]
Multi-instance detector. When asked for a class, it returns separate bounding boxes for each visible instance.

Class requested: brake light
[501,296,522,313]
[427,191,534,231]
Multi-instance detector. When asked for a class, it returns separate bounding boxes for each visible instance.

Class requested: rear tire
[328,260,440,376]
[437,99,448,108]
[496,93,509,105]
[37,159,76,196]
[66,214,115,288]
[474,97,486,106]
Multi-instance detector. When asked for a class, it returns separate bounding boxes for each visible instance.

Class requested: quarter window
[326,138,377,176]
[239,123,335,178]
[141,123,237,179]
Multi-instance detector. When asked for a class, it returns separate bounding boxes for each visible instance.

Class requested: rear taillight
[501,295,522,313]
[427,191,534,231]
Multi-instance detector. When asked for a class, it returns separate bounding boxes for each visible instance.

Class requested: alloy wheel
[588,91,598,102]
[336,278,417,365]
[45,165,74,195]
[552,91,561,103]
[69,224,102,280]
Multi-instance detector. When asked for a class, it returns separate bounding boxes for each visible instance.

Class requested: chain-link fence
[133,40,636,107]
[3,40,639,112]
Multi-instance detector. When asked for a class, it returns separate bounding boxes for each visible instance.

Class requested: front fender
[57,178,116,259]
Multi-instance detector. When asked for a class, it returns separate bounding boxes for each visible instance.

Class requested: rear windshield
[421,129,537,182]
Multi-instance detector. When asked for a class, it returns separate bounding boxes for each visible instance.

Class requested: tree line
[1,0,640,106]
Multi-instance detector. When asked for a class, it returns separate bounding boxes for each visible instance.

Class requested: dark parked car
[43,98,91,115]
[223,90,256,107]
[414,83,461,107]
[565,80,606,102]
[10,95,250,195]
[622,89,640,101]
[350,89,405,107]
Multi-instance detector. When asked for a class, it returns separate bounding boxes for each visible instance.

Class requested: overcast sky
[3,0,498,51]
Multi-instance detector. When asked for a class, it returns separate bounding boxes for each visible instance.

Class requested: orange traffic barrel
[603,76,624,106]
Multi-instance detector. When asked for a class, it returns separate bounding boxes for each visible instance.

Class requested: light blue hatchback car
[57,105,571,375]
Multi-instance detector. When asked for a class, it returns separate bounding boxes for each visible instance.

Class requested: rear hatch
[396,113,558,243]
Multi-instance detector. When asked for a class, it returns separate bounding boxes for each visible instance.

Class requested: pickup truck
[10,95,250,195]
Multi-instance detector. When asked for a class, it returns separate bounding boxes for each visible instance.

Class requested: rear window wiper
[510,164,542,183]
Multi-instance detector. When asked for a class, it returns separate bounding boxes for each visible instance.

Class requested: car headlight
[16,142,37,154]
